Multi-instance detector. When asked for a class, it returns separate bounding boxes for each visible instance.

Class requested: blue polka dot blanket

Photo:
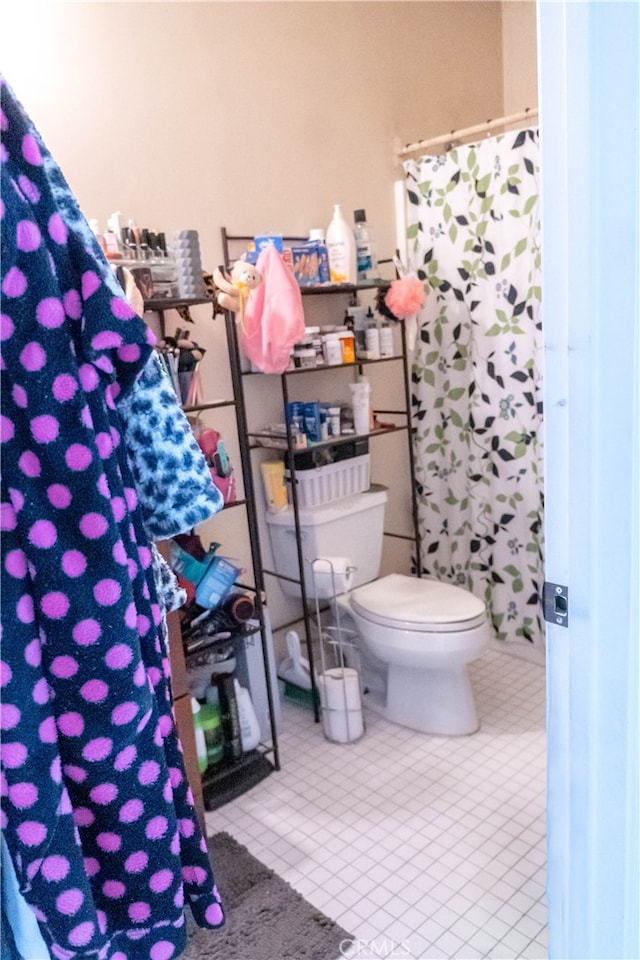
[0,78,225,959]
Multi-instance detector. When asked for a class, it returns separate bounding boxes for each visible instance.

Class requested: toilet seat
[350,573,487,633]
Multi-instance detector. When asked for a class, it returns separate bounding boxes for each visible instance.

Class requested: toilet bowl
[337,573,490,735]
[265,488,490,735]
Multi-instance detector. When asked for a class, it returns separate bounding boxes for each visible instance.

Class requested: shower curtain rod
[395,107,539,159]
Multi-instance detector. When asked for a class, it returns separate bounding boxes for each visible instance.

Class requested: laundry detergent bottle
[326,204,357,285]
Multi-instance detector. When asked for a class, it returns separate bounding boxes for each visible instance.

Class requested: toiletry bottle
[326,204,357,285]
[379,320,394,357]
[365,310,380,359]
[309,229,331,283]
[353,209,379,282]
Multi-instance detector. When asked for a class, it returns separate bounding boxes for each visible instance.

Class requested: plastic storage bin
[285,453,370,508]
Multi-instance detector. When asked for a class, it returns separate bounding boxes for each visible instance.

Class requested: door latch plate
[543,581,569,627]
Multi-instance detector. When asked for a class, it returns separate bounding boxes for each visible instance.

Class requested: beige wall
[502,1,538,114]
[1,1,536,636]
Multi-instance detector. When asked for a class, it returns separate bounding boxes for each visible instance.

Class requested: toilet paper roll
[318,668,364,743]
[310,556,355,598]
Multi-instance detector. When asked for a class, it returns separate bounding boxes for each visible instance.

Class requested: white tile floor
[207,647,547,960]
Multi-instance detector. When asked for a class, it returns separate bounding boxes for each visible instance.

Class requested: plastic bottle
[326,204,357,285]
[379,321,394,357]
[234,680,261,751]
[190,698,209,773]
[353,209,379,282]
[308,229,331,283]
[201,686,224,767]
[365,314,380,359]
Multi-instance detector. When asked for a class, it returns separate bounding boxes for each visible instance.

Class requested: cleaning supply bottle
[353,209,379,282]
[190,698,209,773]
[234,680,261,751]
[326,205,357,285]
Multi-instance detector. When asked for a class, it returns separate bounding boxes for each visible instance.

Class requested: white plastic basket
[285,454,370,508]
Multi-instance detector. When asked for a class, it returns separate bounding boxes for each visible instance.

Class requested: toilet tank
[265,487,388,599]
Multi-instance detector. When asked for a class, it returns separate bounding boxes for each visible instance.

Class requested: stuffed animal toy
[213,260,263,327]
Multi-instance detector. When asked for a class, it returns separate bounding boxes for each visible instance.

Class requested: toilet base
[363,662,480,736]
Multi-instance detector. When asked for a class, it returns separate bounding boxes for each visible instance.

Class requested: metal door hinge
[543,581,569,627]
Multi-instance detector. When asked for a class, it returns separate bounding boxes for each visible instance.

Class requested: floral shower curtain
[404,129,544,655]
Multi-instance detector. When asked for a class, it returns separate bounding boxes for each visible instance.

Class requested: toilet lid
[350,574,487,632]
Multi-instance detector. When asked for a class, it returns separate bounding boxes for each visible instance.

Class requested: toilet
[266,488,490,735]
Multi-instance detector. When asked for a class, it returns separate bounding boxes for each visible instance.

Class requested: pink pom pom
[384,276,426,319]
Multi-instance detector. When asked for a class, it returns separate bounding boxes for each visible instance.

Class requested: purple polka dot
[150,941,176,960]
[19,644,37,680]
[1,742,27,768]
[92,331,123,350]
[29,519,56,548]
[0,702,20,731]
[17,820,47,847]
[47,213,68,244]
[38,716,57,743]
[80,513,107,539]
[18,175,40,203]
[0,503,16,532]
[57,712,84,737]
[42,855,70,882]
[50,755,62,783]
[138,761,160,786]
[81,271,100,300]
[68,921,94,948]
[146,816,168,840]
[5,549,27,579]
[94,579,121,607]
[83,857,100,877]
[97,475,110,499]
[31,415,59,444]
[0,661,12,687]
[9,782,38,809]
[20,341,46,371]
[118,344,141,363]
[12,384,27,408]
[90,783,118,805]
[53,374,78,402]
[149,869,173,894]
[102,880,126,901]
[22,133,43,166]
[83,738,112,762]
[124,603,137,629]
[56,889,84,916]
[114,745,137,772]
[16,220,41,252]
[18,451,40,477]
[95,355,114,375]
[111,297,136,320]
[63,289,82,319]
[133,662,146,686]
[72,619,101,645]
[73,806,94,828]
[41,592,69,620]
[17,594,34,623]
[119,799,143,823]
[80,405,93,429]
[0,415,14,443]
[80,679,108,703]
[0,314,14,340]
[50,656,79,679]
[9,489,24,514]
[63,765,86,783]
[62,550,86,578]
[112,541,127,565]
[48,484,72,508]
[179,818,195,838]
[105,644,132,669]
[205,903,224,926]
[95,433,113,459]
[129,902,151,923]
[111,701,138,726]
[32,677,49,704]
[78,364,99,391]
[2,267,27,297]
[36,297,65,329]
[65,443,92,471]
[96,833,121,853]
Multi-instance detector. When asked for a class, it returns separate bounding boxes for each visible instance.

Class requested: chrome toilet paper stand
[311,557,365,744]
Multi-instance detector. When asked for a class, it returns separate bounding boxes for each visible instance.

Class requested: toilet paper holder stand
[311,557,365,744]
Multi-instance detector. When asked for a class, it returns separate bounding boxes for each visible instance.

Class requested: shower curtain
[404,129,544,655]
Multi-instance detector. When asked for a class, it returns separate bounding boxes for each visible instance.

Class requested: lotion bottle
[353,209,379,281]
[326,204,357,285]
